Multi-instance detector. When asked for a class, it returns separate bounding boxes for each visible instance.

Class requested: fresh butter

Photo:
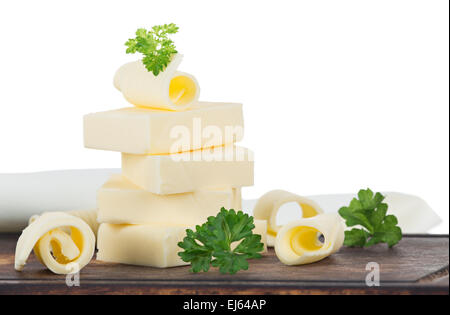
[253,190,324,247]
[97,223,188,268]
[97,220,268,268]
[97,174,242,226]
[275,214,345,265]
[15,212,96,274]
[84,102,244,155]
[122,146,254,194]
[114,54,200,111]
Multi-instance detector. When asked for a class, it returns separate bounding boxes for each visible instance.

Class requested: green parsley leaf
[178,208,264,274]
[343,228,370,247]
[338,188,402,248]
[125,24,179,76]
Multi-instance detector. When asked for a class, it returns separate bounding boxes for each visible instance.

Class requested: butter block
[84,102,244,155]
[122,146,254,194]
[96,220,268,268]
[97,223,188,268]
[97,174,242,226]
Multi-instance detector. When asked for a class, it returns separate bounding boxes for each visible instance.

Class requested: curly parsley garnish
[178,208,264,274]
[125,24,179,76]
[338,188,402,248]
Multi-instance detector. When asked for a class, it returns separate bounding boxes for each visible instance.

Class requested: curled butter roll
[15,212,96,274]
[114,54,200,111]
[253,190,324,247]
[275,213,345,265]
[29,209,99,237]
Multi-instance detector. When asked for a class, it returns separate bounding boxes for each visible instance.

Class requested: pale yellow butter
[97,174,242,226]
[253,190,324,247]
[275,214,345,265]
[122,146,254,194]
[15,212,96,274]
[97,223,188,268]
[83,102,244,155]
[113,54,200,111]
[97,220,268,268]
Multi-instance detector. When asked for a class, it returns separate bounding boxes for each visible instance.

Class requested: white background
[0,0,448,233]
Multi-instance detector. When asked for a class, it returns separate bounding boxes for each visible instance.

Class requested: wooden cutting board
[0,233,448,295]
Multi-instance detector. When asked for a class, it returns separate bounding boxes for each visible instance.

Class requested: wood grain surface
[0,233,448,295]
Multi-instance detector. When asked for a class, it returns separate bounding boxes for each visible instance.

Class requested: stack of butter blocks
[84,102,264,268]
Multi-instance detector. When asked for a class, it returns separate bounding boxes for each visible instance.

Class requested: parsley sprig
[178,208,264,274]
[338,189,402,248]
[125,24,179,76]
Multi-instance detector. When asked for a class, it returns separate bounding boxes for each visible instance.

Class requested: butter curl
[114,54,200,111]
[253,190,324,247]
[15,212,96,274]
[275,213,345,265]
